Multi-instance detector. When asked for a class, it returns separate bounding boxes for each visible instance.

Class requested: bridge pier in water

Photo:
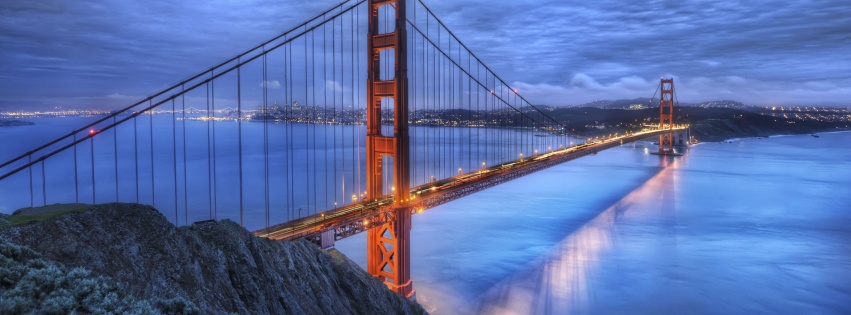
[365,0,414,297]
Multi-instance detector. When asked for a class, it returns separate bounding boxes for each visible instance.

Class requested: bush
[0,238,198,314]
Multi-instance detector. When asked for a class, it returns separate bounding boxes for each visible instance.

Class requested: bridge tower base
[365,0,413,297]
[366,208,413,297]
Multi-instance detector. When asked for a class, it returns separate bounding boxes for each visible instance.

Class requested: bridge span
[255,128,685,243]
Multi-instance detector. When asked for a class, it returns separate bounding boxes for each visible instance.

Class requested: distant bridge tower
[657,78,676,155]
[365,0,413,297]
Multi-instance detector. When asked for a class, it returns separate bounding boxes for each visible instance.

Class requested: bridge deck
[254,128,682,242]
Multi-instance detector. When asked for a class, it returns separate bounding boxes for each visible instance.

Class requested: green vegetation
[0,237,199,314]
[8,203,89,226]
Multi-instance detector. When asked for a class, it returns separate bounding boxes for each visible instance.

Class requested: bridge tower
[658,78,676,154]
[365,0,413,297]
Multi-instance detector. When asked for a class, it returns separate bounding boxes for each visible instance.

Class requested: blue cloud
[0,0,849,109]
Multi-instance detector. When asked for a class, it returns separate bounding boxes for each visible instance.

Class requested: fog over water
[337,131,851,314]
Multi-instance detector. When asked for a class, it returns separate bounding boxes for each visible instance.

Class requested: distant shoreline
[700,129,851,144]
[713,128,849,143]
[0,119,34,127]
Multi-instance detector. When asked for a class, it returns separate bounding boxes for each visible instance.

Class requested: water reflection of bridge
[476,157,680,314]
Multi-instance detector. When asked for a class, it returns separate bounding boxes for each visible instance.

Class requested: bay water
[3,117,850,314]
[336,131,851,314]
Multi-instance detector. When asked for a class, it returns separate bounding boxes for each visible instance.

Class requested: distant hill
[557,99,751,109]
[576,98,657,109]
[543,106,848,141]
[695,100,748,109]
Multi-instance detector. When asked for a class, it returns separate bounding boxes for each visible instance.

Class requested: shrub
[0,238,198,314]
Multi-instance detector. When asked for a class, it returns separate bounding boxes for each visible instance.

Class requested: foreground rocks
[0,203,426,314]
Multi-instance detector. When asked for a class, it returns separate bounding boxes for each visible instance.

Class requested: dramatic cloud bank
[1,0,849,109]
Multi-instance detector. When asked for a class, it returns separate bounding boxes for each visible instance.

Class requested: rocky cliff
[0,203,426,314]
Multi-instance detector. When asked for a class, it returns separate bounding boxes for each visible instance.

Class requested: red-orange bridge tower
[365,0,413,298]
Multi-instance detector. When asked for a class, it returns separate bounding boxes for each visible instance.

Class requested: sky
[0,0,850,110]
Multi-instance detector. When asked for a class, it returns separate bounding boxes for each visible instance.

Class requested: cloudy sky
[1,0,849,110]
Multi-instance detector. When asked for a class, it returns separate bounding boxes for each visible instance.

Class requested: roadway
[254,127,685,242]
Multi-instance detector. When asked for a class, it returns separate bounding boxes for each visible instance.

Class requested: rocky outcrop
[1,203,426,314]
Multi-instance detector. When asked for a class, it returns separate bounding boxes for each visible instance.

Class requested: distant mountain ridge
[566,98,751,109]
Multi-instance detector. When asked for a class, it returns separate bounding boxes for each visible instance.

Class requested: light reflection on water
[338,131,851,315]
[476,157,680,315]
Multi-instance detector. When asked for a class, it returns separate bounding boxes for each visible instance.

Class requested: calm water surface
[0,116,562,227]
[3,118,850,314]
[336,131,851,314]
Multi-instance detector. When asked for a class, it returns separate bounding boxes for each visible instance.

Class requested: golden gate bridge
[0,0,687,297]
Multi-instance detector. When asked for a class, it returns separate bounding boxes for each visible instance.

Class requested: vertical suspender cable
[150,103,155,208]
[451,35,455,177]
[356,4,362,200]
[182,86,188,224]
[238,59,244,226]
[29,156,33,208]
[347,9,353,205]
[212,71,217,219]
[288,42,293,221]
[326,17,330,211]
[135,116,139,203]
[283,42,290,222]
[113,116,118,202]
[74,134,79,203]
[411,3,416,186]
[314,13,319,210]
[263,50,270,228]
[42,161,47,206]
[172,99,178,224]
[206,81,212,219]
[90,136,95,204]
[302,30,308,217]
[467,45,471,174]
